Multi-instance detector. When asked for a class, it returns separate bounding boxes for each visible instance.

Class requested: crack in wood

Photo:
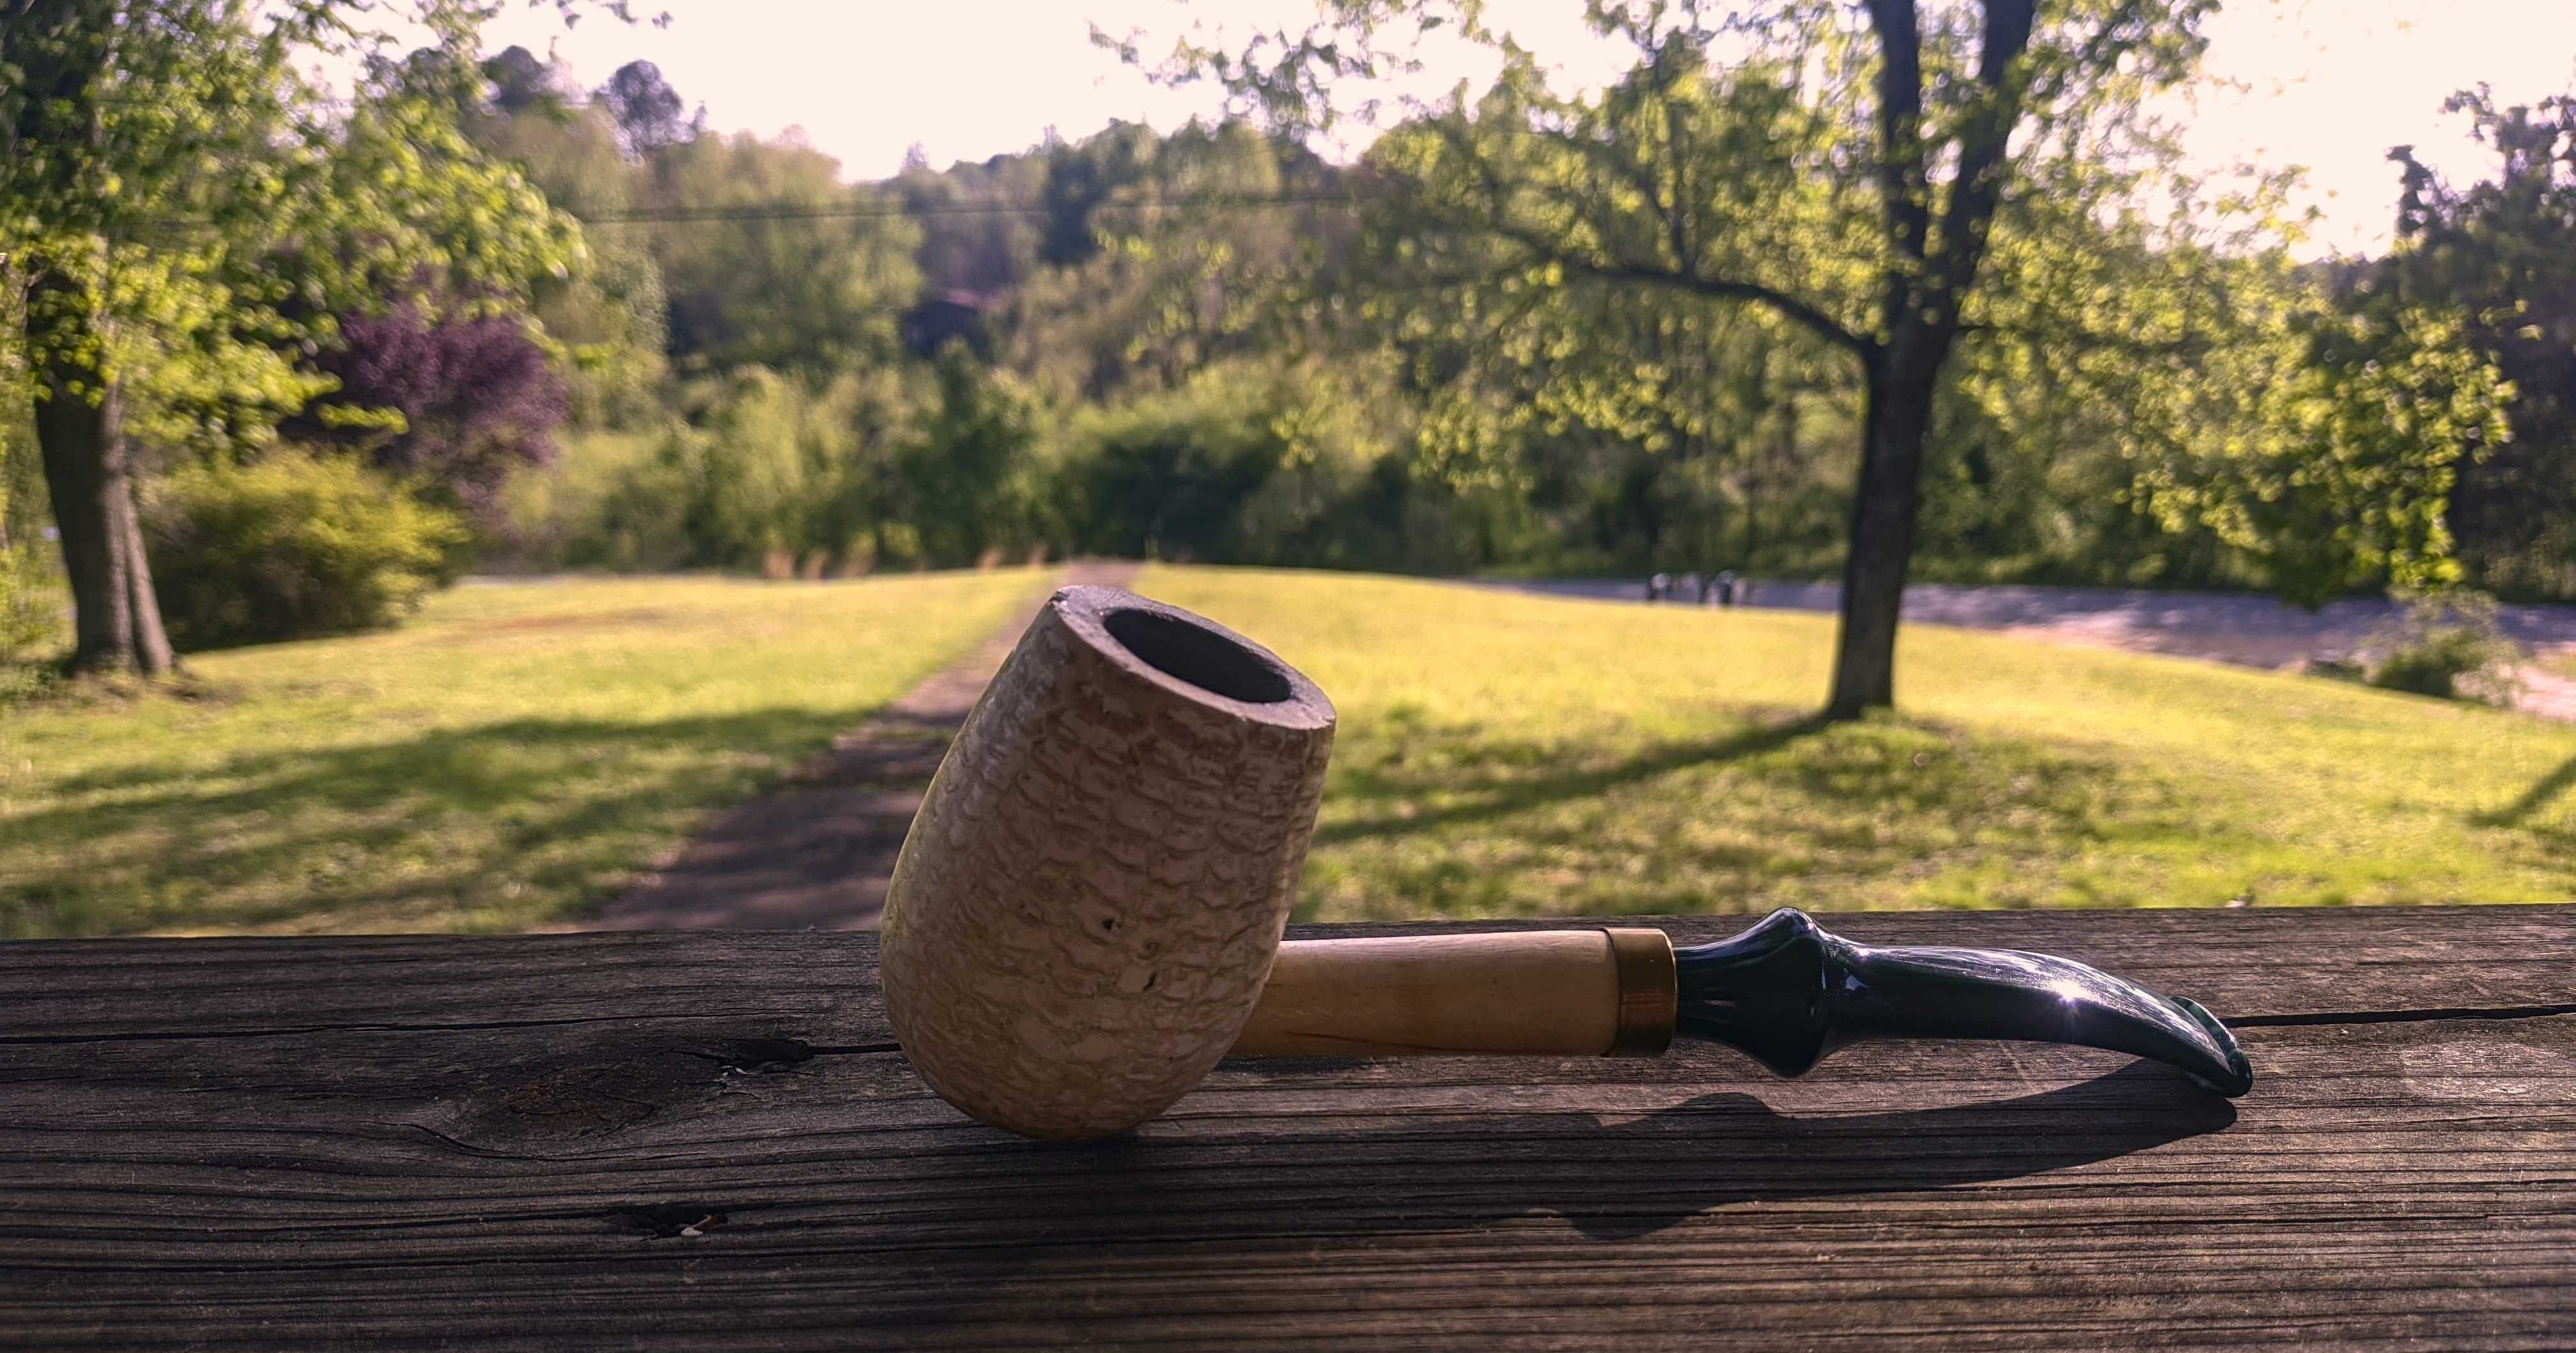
[0,1013,777,1046]
[2227,1004,2576,1028]
[669,1037,903,1073]
[604,1203,730,1239]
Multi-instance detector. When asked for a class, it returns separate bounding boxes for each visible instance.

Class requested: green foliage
[491,428,662,570]
[2235,305,2511,605]
[2381,88,2576,599]
[1052,360,1399,565]
[0,3,591,446]
[474,102,670,427]
[1086,0,2519,621]
[143,455,468,649]
[1,1,603,675]
[895,349,1046,566]
[557,368,916,574]
[898,148,1045,299]
[1964,222,2513,606]
[1003,121,1339,404]
[2366,589,2524,705]
[648,134,921,374]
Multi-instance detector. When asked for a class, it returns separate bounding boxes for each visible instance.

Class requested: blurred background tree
[0,0,2557,682]
[2380,89,2576,599]
[0,0,585,668]
[1122,0,2472,719]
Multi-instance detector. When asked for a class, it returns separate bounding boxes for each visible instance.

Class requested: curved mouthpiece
[1674,910,2253,1096]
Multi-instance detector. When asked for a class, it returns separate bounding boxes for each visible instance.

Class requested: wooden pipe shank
[1229,929,1676,1059]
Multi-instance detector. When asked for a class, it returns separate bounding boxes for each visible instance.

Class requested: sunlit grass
[1140,566,2576,918]
[0,569,1046,937]
[11,563,2571,938]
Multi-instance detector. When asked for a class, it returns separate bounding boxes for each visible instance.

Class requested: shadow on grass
[1304,706,2198,916]
[2475,752,2576,828]
[1314,714,1828,847]
[1,709,861,938]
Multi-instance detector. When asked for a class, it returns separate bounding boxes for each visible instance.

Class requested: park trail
[555,561,1137,933]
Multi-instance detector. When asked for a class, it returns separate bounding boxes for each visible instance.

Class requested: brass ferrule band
[1602,927,1678,1057]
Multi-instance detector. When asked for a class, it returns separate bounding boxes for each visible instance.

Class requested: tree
[896,346,1043,567]
[482,45,562,117]
[898,149,1045,303]
[1354,216,1855,576]
[645,132,921,375]
[468,95,668,425]
[1940,173,2510,606]
[2380,88,2576,597]
[1138,0,2223,719]
[598,59,698,159]
[1005,120,1348,404]
[1,2,587,672]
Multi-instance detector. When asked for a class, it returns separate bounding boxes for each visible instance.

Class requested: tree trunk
[1825,358,1935,721]
[28,268,175,676]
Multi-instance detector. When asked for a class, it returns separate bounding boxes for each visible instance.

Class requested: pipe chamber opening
[1102,606,1294,705]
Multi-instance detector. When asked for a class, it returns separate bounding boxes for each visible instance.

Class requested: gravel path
[556,562,1137,932]
[1488,577,2576,721]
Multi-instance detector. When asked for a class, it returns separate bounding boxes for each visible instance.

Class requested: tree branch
[1924,0,2039,315]
[1866,0,1930,266]
[1402,93,1873,361]
[1476,218,1873,358]
[1588,262,1876,358]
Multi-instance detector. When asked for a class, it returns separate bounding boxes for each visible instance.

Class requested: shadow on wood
[955,1060,2233,1246]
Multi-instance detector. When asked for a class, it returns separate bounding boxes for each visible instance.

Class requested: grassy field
[1141,567,2576,919]
[8,564,2573,938]
[0,569,1046,938]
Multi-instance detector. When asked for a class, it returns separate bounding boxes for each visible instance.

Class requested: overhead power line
[569,190,1396,226]
[121,188,1399,236]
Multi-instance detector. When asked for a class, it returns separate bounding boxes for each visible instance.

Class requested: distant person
[1680,571,1703,606]
[1716,570,1738,606]
[1647,572,1671,602]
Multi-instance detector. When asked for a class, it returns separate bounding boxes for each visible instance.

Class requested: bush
[1048,361,1395,565]
[491,429,675,572]
[2366,589,2524,705]
[518,366,958,575]
[145,455,469,649]
[283,305,567,519]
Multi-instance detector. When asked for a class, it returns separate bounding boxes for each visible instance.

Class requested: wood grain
[3,906,2573,1350]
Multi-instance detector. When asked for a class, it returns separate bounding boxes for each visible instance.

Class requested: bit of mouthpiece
[1673,909,2255,1097]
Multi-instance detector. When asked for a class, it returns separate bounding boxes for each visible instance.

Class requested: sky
[476,0,2576,258]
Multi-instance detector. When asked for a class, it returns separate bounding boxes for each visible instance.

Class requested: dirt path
[559,562,1137,932]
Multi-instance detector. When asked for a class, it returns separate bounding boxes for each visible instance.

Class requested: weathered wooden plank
[3,907,2573,1350]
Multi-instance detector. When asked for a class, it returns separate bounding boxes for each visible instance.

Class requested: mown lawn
[10,563,2573,938]
[0,569,1046,937]
[1141,567,2576,919]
